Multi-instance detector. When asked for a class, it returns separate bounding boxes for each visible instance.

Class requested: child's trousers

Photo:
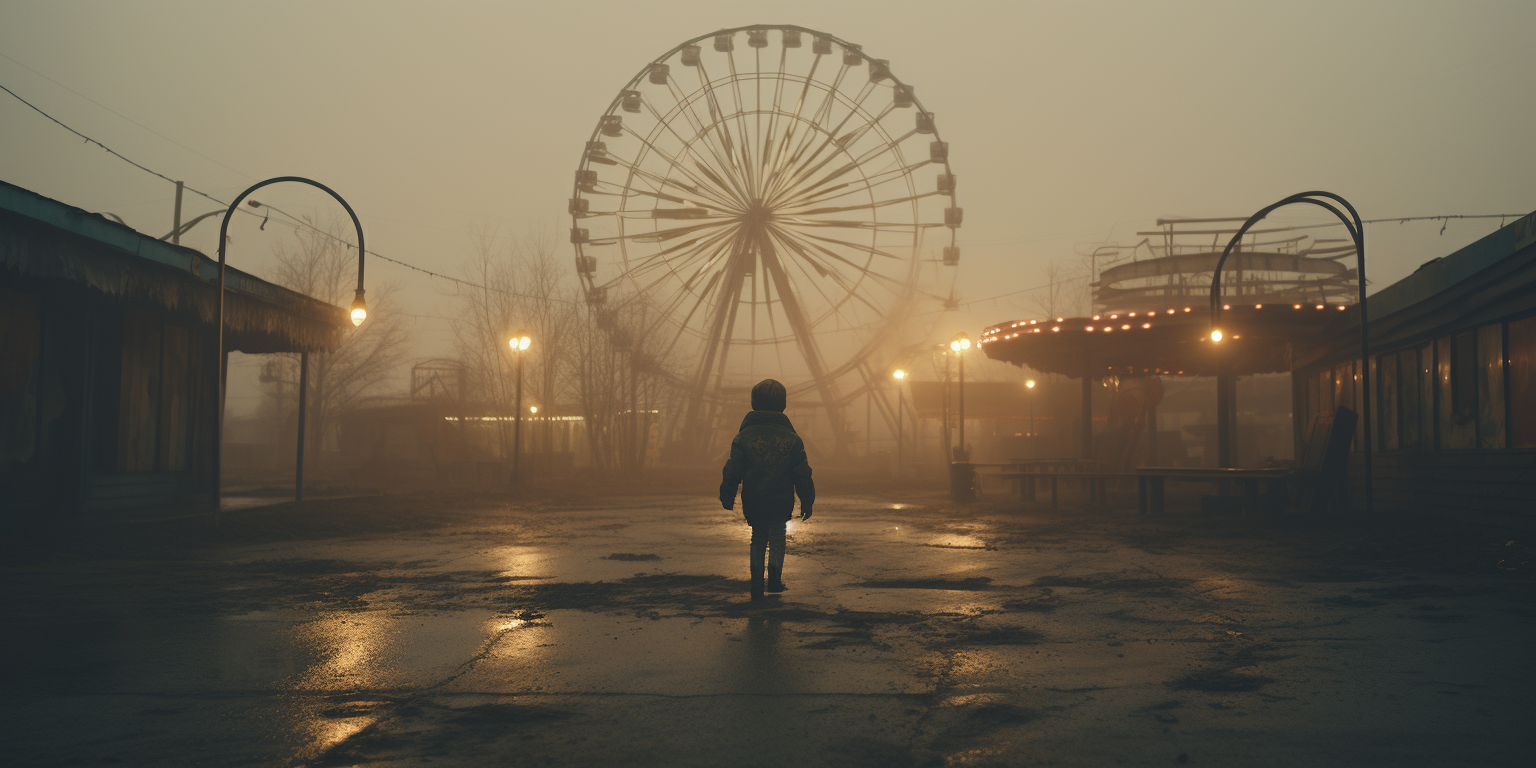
[749,521,786,585]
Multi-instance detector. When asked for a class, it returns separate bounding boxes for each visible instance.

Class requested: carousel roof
[978,301,1352,378]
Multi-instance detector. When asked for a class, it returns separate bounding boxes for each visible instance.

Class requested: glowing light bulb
[1210,328,1224,343]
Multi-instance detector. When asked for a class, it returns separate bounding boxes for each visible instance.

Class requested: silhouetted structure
[0,181,347,518]
[1296,210,1536,524]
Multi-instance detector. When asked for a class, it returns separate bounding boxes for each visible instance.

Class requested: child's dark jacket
[719,411,815,526]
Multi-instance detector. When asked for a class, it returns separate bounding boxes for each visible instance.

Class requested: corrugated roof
[0,180,347,352]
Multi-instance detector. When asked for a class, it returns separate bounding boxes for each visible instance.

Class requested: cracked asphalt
[2,488,1533,766]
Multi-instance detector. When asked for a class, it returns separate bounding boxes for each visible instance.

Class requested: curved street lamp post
[1208,191,1370,515]
[213,177,367,517]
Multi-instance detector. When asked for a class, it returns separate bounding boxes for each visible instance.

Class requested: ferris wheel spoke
[786,191,942,217]
[692,58,747,184]
[774,118,907,209]
[689,227,753,399]
[770,228,895,316]
[781,228,913,265]
[764,71,851,201]
[722,51,759,195]
[784,159,928,208]
[622,129,745,210]
[765,229,866,331]
[759,48,790,189]
[766,59,824,187]
[637,97,755,210]
[773,227,907,290]
[627,225,739,292]
[659,80,757,197]
[602,157,738,213]
[765,83,881,204]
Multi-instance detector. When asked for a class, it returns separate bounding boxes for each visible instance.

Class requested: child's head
[751,379,787,412]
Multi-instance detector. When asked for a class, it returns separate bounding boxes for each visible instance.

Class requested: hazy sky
[4,0,1533,409]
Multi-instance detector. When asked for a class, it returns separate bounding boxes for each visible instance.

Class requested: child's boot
[766,566,787,593]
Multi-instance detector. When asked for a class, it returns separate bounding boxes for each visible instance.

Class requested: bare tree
[267,216,412,469]
[450,227,688,471]
[449,228,579,459]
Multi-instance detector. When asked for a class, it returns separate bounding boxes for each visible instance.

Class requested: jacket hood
[740,410,795,432]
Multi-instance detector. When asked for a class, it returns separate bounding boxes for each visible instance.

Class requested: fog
[3,0,1533,464]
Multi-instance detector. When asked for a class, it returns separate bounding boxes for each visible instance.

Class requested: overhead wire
[1,76,571,304]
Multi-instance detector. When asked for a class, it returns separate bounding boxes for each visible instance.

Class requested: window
[1399,348,1421,450]
[1478,323,1506,449]
[1419,344,1434,449]
[1379,353,1399,450]
[1511,315,1536,448]
[1440,333,1477,448]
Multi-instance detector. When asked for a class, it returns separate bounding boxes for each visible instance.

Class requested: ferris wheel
[569,24,960,457]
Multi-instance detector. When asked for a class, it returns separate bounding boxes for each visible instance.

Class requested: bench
[1135,466,1294,515]
[968,460,1131,510]
[1135,406,1357,516]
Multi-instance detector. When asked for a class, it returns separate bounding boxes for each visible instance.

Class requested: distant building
[0,181,348,519]
[1295,211,1536,525]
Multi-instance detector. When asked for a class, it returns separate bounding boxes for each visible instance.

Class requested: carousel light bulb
[1210,328,1224,343]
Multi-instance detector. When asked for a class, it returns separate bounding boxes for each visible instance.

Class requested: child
[719,379,815,602]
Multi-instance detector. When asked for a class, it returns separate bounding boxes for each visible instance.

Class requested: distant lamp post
[509,330,532,484]
[949,333,971,460]
[892,369,907,473]
[212,177,366,517]
[1025,379,1037,438]
[1210,190,1370,513]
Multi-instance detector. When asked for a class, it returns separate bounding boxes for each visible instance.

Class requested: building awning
[0,181,347,353]
[979,302,1349,378]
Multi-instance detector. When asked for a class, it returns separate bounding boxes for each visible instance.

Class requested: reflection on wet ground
[2,492,1533,766]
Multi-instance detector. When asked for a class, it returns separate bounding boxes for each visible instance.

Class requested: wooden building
[0,181,347,519]
[1294,211,1536,526]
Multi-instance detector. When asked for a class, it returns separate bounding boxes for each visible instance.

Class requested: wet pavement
[3,490,1533,766]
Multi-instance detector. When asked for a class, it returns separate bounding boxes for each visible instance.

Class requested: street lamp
[212,177,366,516]
[1209,190,1370,513]
[949,333,971,460]
[509,329,532,484]
[1025,379,1037,439]
[892,369,906,473]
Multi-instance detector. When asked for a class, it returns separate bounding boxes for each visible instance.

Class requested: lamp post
[949,333,971,461]
[1209,191,1370,514]
[509,329,531,485]
[892,369,906,473]
[1026,379,1037,440]
[212,177,366,517]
